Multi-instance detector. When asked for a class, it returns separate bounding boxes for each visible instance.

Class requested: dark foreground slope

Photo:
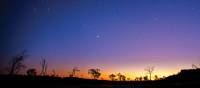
[153,69,200,88]
[0,69,200,88]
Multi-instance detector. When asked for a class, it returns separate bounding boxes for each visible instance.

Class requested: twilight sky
[1,0,200,79]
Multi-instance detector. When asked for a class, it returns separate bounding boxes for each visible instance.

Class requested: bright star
[96,34,100,38]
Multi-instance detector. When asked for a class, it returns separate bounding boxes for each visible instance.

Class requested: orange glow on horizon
[42,68,180,80]
[25,58,194,80]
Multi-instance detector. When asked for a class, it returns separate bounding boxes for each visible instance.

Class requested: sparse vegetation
[88,68,101,79]
[69,67,80,77]
[109,74,116,81]
[8,51,27,75]
[27,68,37,76]
[2,52,200,88]
[40,58,48,76]
[145,66,154,80]
[117,73,126,81]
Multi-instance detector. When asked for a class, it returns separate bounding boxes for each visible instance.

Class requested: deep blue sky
[1,0,200,78]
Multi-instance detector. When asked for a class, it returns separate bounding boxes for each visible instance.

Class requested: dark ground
[1,69,200,88]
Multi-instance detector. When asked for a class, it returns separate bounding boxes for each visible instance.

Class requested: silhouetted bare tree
[8,51,27,75]
[88,68,101,79]
[145,66,154,80]
[27,68,37,76]
[117,73,126,81]
[69,67,80,77]
[109,74,116,81]
[40,58,47,76]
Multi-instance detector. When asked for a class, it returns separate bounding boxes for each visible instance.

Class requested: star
[96,34,100,39]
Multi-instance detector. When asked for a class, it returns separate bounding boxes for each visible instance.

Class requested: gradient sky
[1,0,200,79]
